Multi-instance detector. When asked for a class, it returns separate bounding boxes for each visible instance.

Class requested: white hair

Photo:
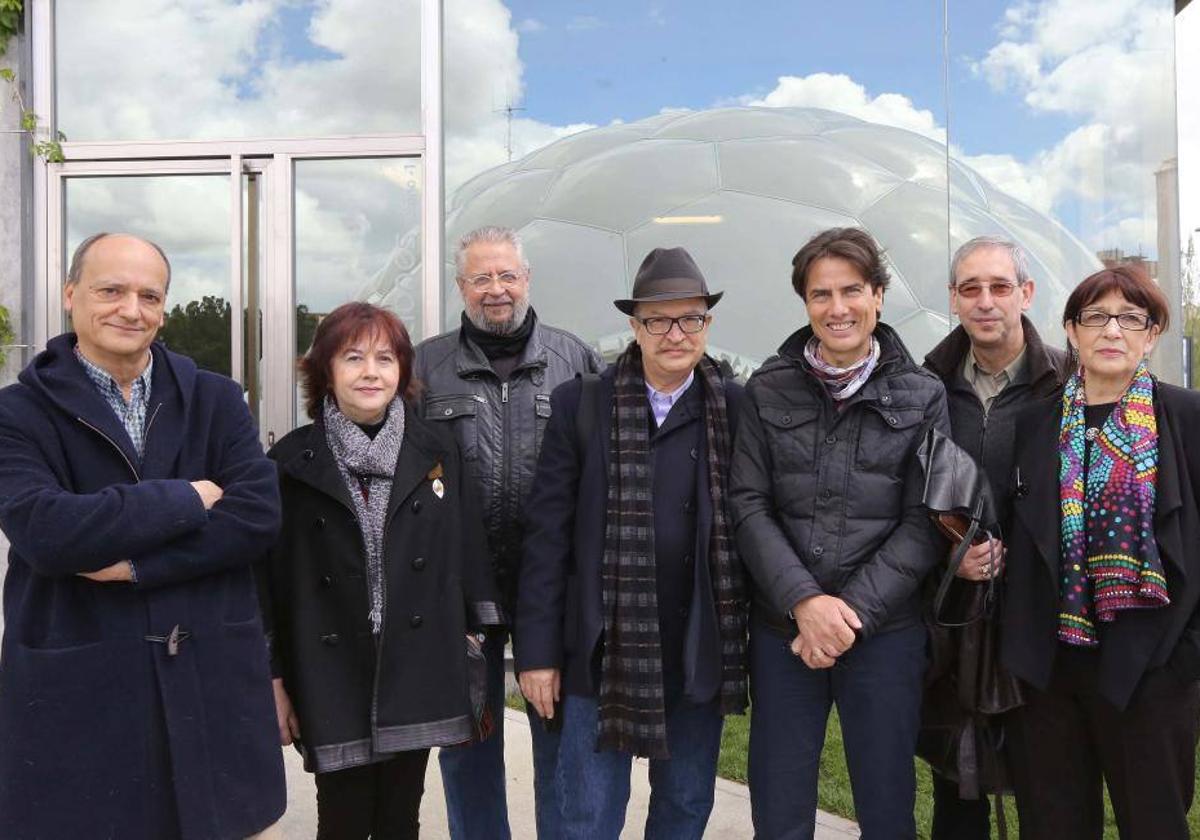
[454,226,530,279]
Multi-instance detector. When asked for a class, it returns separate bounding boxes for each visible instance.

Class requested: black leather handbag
[915,426,1023,808]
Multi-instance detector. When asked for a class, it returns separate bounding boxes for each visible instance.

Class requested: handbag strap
[932,495,996,627]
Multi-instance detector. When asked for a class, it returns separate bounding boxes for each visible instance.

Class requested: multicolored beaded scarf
[1057,361,1167,647]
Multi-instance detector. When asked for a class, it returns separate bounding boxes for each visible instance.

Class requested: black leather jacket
[414,315,602,608]
[730,322,951,638]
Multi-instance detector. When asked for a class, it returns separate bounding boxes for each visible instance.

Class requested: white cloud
[744,73,945,143]
[1177,2,1200,268]
[970,0,1176,257]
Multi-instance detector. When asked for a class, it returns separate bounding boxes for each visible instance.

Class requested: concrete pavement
[276,707,862,838]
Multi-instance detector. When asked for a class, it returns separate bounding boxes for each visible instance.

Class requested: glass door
[49,151,427,448]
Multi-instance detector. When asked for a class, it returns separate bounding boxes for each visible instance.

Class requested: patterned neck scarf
[803,335,880,402]
[597,343,747,759]
[1057,362,1166,646]
[323,396,406,635]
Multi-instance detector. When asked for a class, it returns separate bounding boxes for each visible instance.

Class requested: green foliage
[0,3,64,163]
[0,1,20,59]
[160,295,233,377]
[296,304,320,356]
[0,303,15,369]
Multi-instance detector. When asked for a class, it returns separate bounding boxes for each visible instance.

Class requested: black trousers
[930,771,990,840]
[314,750,431,840]
[1007,647,1200,840]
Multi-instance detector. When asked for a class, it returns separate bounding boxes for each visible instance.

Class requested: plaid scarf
[1057,362,1167,646]
[597,344,747,759]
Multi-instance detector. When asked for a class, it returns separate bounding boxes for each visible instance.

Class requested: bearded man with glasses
[920,235,1071,838]
[414,225,601,840]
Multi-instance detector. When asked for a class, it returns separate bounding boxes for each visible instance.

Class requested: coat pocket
[425,393,484,460]
[855,404,925,473]
[757,404,820,473]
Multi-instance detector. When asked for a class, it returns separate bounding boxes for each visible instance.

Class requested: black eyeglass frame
[1072,309,1155,331]
[634,313,711,335]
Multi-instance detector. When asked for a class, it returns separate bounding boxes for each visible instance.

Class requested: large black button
[812,546,825,557]
[825,434,837,445]
[886,416,899,426]
[302,449,315,460]
[319,574,334,587]
[780,414,792,425]
[321,633,339,646]
[411,500,422,514]
[314,516,326,529]
[412,557,426,571]
[410,615,424,628]
[880,394,892,404]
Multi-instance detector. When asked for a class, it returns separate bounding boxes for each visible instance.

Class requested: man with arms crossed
[0,233,285,839]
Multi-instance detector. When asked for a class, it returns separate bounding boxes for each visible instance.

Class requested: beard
[465,296,531,335]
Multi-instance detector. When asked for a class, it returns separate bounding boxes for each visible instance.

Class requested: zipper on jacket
[369,524,389,748]
[501,382,509,403]
[143,401,164,444]
[75,417,140,482]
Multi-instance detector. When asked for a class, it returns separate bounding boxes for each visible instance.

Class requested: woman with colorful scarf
[1001,265,1200,839]
[257,303,503,839]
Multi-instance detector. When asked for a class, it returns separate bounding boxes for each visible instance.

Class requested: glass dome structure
[432,106,1101,371]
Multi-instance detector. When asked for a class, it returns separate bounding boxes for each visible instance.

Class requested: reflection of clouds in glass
[1177,3,1199,250]
[967,0,1174,255]
[56,0,419,140]
[65,177,231,305]
[294,159,422,321]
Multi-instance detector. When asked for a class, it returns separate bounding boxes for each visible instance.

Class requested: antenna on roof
[495,100,526,162]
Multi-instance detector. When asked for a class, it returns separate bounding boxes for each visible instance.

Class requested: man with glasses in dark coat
[414,225,601,840]
[920,235,1070,838]
[517,247,748,839]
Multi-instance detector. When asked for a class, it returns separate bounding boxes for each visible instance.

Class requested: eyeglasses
[462,271,524,290]
[953,281,1021,299]
[635,314,709,335]
[1074,309,1154,331]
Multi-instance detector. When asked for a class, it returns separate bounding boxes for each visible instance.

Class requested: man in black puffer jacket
[731,227,949,839]
[414,225,601,840]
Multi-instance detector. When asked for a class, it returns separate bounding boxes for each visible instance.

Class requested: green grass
[510,694,1200,838]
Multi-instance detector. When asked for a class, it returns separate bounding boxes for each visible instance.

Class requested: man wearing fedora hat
[516,247,748,839]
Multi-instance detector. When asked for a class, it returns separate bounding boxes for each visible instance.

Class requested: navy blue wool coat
[0,334,285,840]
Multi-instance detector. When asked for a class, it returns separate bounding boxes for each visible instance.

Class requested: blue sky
[505,0,1074,159]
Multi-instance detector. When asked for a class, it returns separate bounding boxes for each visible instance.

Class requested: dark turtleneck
[461,309,535,381]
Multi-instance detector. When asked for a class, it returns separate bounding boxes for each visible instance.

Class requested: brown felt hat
[613,247,724,315]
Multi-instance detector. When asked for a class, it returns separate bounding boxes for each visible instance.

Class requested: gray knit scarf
[598,344,747,759]
[323,395,406,635]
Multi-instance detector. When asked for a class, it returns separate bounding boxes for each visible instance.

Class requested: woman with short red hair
[258,302,502,839]
[1002,266,1200,838]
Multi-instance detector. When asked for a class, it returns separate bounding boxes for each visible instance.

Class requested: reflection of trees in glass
[1184,235,1199,388]
[159,295,231,376]
[296,304,320,357]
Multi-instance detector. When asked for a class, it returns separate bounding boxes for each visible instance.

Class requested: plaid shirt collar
[73,343,154,457]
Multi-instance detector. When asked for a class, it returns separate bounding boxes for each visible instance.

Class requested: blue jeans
[439,632,562,839]
[556,693,724,840]
[748,617,926,840]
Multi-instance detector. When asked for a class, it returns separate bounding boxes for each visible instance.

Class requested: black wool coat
[1002,382,1200,710]
[260,407,504,773]
[0,334,285,840]
[515,364,744,701]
